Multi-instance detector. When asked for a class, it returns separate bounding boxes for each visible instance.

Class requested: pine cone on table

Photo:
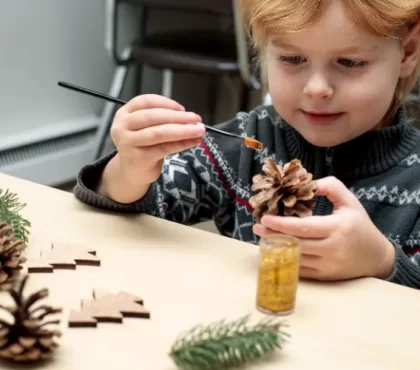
[249,158,317,223]
[0,275,62,362]
[0,222,27,288]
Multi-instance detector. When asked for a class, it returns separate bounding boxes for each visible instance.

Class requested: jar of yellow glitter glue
[256,234,301,315]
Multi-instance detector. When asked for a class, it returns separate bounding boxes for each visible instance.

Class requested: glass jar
[256,234,301,315]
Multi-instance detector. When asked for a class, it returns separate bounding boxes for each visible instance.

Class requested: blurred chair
[92,0,261,160]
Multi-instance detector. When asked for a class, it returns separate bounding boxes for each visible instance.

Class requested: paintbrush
[57,81,263,152]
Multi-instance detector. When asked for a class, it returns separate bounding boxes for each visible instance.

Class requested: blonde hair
[241,0,420,122]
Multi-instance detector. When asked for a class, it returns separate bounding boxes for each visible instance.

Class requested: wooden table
[1,173,420,369]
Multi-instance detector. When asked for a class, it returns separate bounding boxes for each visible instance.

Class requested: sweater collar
[281,108,419,180]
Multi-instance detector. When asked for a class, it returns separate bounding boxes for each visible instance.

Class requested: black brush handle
[57,81,244,141]
[58,81,127,106]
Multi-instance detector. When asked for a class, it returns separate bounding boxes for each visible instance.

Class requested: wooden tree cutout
[68,288,150,328]
[25,242,100,273]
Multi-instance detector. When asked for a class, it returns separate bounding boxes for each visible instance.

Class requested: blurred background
[0,0,264,193]
[2,0,419,236]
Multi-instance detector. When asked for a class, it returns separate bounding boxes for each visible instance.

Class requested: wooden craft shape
[68,289,150,328]
[25,242,100,273]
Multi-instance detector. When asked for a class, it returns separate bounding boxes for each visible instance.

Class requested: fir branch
[0,189,31,244]
[169,315,290,370]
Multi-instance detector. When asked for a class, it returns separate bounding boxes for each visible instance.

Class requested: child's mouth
[301,110,344,125]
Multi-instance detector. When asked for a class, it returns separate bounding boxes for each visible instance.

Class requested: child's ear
[400,20,420,78]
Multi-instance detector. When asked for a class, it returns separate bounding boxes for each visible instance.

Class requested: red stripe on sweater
[406,247,420,255]
[200,140,253,212]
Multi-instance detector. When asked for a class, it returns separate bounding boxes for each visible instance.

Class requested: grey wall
[0,0,139,137]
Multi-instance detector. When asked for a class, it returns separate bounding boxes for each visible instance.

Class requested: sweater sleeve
[73,114,248,229]
[385,221,420,289]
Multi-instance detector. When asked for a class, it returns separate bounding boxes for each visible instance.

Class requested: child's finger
[260,214,336,238]
[147,138,203,159]
[126,109,201,130]
[252,223,289,238]
[315,176,359,209]
[254,223,329,256]
[129,123,206,147]
[299,266,321,280]
[299,253,322,269]
[300,237,329,256]
[124,94,185,113]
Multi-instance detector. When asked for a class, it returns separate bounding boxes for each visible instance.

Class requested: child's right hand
[97,94,205,204]
[110,94,205,186]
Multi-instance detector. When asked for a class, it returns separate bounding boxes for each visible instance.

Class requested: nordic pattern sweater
[74,104,420,290]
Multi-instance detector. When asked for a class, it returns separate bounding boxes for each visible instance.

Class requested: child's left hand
[253,176,396,281]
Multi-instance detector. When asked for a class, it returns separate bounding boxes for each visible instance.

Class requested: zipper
[325,147,333,175]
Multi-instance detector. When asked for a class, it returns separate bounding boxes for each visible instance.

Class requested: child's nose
[303,73,334,99]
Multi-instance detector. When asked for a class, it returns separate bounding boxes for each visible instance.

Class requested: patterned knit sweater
[74,104,420,290]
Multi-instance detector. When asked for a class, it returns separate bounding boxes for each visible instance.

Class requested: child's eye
[337,58,367,69]
[278,55,305,65]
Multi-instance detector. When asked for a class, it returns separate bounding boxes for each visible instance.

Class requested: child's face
[265,0,416,147]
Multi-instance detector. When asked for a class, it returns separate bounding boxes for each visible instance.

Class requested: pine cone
[0,275,62,362]
[0,222,27,287]
[249,158,317,223]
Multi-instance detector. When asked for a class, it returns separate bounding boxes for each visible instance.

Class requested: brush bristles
[244,138,263,152]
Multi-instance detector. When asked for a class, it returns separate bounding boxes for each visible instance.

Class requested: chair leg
[239,83,250,113]
[208,76,219,126]
[134,6,149,96]
[135,65,144,96]
[162,69,173,98]
[92,50,132,161]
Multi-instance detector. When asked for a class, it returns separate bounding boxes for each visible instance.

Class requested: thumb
[315,176,358,208]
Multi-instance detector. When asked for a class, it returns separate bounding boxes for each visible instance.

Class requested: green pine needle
[0,189,31,244]
[169,315,290,370]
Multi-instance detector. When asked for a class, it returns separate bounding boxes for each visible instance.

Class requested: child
[74,0,420,289]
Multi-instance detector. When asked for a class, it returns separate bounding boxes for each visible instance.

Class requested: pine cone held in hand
[0,275,62,362]
[249,158,317,223]
[0,222,27,286]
